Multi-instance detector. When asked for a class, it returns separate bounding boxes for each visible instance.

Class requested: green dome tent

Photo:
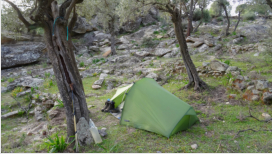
[110,78,199,138]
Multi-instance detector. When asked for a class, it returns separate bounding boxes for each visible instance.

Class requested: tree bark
[171,8,207,91]
[186,0,194,37]
[47,2,90,141]
[233,11,240,33]
[222,4,230,36]
[266,0,272,9]
[109,17,117,55]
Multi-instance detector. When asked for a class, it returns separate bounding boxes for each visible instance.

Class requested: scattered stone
[252,95,260,101]
[47,108,60,119]
[210,60,229,72]
[226,66,239,74]
[135,51,150,57]
[198,44,209,53]
[193,41,204,47]
[262,113,271,120]
[88,105,95,108]
[154,48,172,57]
[1,110,19,119]
[98,127,108,137]
[27,131,33,136]
[256,80,268,90]
[254,53,259,56]
[247,85,255,90]
[99,73,108,80]
[191,144,198,150]
[146,72,158,81]
[226,102,230,105]
[229,94,237,99]
[252,90,261,95]
[93,79,104,86]
[92,85,101,90]
[76,117,94,146]
[78,67,86,71]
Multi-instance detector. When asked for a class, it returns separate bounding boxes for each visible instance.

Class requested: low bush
[141,37,160,48]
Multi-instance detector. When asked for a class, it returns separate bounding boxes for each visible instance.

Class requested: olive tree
[2,0,90,142]
[233,4,246,33]
[118,0,208,90]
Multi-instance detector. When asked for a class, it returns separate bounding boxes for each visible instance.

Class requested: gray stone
[35,106,45,121]
[210,60,229,72]
[135,51,150,57]
[93,79,104,86]
[247,85,255,90]
[1,43,45,69]
[202,62,210,67]
[252,95,260,101]
[262,113,271,120]
[226,66,239,73]
[229,94,237,99]
[98,127,108,137]
[204,39,214,47]
[99,73,108,80]
[236,75,244,81]
[1,87,7,93]
[191,144,198,150]
[72,17,97,34]
[122,17,142,33]
[1,110,19,119]
[92,85,101,90]
[252,90,261,95]
[154,48,172,57]
[193,41,204,47]
[16,89,31,97]
[76,117,93,146]
[89,46,100,52]
[198,44,209,53]
[47,109,59,119]
[233,37,243,44]
[20,76,44,88]
[146,72,158,81]
[256,80,268,90]
[213,44,222,51]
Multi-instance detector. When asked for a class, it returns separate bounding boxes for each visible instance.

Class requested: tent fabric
[111,83,133,108]
[111,78,199,138]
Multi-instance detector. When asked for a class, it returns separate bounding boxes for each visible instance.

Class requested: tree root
[234,129,272,138]
[236,108,272,123]
[180,80,209,92]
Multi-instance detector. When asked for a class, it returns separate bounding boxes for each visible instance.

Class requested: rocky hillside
[1,17,272,153]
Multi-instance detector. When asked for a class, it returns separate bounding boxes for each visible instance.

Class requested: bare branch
[68,6,77,32]
[29,0,37,15]
[4,0,31,28]
[234,129,272,138]
[64,0,77,20]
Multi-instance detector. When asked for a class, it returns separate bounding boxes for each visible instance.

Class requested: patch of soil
[49,108,66,126]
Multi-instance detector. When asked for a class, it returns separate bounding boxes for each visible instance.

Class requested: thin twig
[234,129,272,138]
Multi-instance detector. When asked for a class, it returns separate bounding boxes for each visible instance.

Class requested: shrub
[193,9,211,22]
[232,31,237,36]
[45,72,51,78]
[42,62,48,68]
[153,31,159,35]
[7,78,15,83]
[216,16,223,22]
[44,133,74,153]
[141,37,160,48]
[224,59,231,66]
[55,99,64,108]
[92,58,100,64]
[79,61,85,67]
[11,87,23,97]
[176,44,180,48]
[243,12,255,21]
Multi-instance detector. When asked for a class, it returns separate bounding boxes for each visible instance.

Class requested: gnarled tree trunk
[222,4,230,36]
[44,2,90,140]
[171,8,207,91]
[233,11,241,33]
[109,18,117,55]
[186,0,194,37]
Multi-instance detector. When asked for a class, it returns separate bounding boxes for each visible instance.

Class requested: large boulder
[121,17,142,33]
[76,117,93,146]
[1,43,45,69]
[237,24,269,43]
[142,14,157,26]
[72,17,97,34]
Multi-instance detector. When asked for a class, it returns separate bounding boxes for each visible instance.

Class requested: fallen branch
[11,95,32,119]
[236,108,272,123]
[234,129,272,138]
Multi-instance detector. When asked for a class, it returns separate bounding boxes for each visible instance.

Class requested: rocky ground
[1,17,272,152]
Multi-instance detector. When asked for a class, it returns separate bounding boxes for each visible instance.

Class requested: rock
[202,62,210,67]
[233,37,243,44]
[99,73,108,80]
[198,44,209,53]
[105,79,117,90]
[16,89,31,97]
[98,127,108,137]
[47,109,60,119]
[236,75,244,81]
[1,43,45,69]
[42,100,54,109]
[210,60,229,72]
[263,93,272,105]
[186,36,198,42]
[252,95,260,101]
[20,76,44,88]
[252,90,261,95]
[1,87,7,93]
[262,113,271,120]
[117,44,130,50]
[92,85,101,90]
[76,117,93,146]
[254,53,260,56]
[247,85,255,90]
[204,39,214,47]
[213,44,222,51]
[191,144,198,149]
[226,102,230,105]
[121,17,142,33]
[146,72,158,81]
[226,66,239,73]
[135,51,150,57]
[93,79,104,86]
[35,106,45,121]
[94,31,111,41]
[1,110,19,119]
[154,48,171,57]
[142,13,157,26]
[193,41,204,47]
[256,80,268,90]
[78,67,86,71]
[72,17,97,34]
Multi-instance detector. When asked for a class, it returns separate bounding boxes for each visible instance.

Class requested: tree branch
[4,0,31,28]
[68,6,77,32]
[64,0,77,20]
[266,0,272,9]
[234,129,272,138]
[29,0,37,15]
